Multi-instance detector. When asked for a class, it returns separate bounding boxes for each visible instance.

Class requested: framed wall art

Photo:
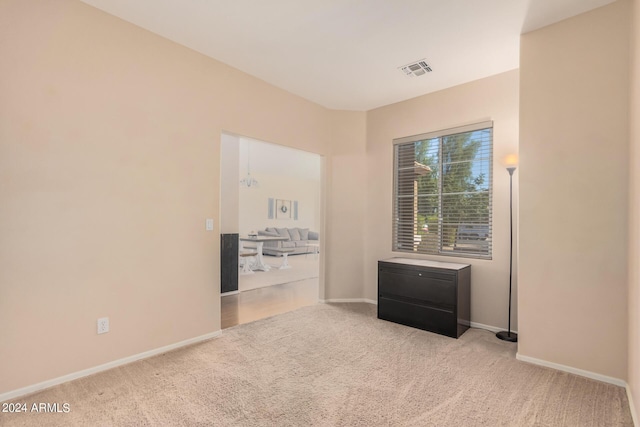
[268,198,299,220]
[276,199,292,220]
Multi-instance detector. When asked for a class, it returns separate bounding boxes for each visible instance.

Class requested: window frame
[392,121,493,260]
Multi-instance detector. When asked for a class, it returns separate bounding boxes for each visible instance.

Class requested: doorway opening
[219,132,323,329]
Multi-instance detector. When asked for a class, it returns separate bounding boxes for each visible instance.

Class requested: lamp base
[496,331,518,342]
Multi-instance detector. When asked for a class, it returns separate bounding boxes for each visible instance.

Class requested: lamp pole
[496,166,517,342]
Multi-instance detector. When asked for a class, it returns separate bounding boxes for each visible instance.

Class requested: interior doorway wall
[219,132,325,327]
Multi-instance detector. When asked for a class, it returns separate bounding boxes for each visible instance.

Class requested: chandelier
[239,142,259,188]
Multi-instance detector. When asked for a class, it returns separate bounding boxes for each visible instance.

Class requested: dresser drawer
[378,266,456,307]
[378,296,457,338]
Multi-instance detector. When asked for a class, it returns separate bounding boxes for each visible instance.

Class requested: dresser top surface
[380,257,470,271]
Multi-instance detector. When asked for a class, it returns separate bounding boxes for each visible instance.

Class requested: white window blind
[393,122,493,259]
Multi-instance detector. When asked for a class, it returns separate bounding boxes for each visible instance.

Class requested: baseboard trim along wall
[470,321,518,335]
[627,384,639,427]
[221,290,239,296]
[0,330,222,403]
[324,301,516,334]
[320,298,377,304]
[516,353,626,388]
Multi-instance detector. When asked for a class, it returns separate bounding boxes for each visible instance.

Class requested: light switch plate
[206,219,214,231]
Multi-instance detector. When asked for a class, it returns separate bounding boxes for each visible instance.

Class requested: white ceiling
[81,0,616,111]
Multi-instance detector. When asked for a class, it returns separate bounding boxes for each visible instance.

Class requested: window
[393,122,493,259]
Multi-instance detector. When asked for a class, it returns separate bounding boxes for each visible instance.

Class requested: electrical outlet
[97,317,109,334]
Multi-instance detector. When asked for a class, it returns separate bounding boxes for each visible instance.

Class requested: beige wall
[324,110,367,300]
[629,0,640,417]
[0,0,365,395]
[519,1,630,380]
[365,70,520,329]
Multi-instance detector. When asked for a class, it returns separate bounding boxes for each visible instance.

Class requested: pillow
[288,228,301,241]
[275,227,291,240]
[258,230,279,237]
[308,231,319,240]
[266,227,276,233]
[297,228,309,241]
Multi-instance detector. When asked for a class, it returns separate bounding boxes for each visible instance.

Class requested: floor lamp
[496,163,517,343]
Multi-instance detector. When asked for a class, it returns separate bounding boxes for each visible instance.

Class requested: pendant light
[240,141,259,188]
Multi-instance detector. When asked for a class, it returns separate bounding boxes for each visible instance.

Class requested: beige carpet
[0,303,633,426]
[239,254,319,292]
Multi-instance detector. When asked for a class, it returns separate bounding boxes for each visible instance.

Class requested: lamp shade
[503,154,518,168]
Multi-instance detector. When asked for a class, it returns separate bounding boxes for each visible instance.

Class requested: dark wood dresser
[378,258,471,338]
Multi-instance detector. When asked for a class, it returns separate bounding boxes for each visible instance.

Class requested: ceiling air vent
[399,59,433,77]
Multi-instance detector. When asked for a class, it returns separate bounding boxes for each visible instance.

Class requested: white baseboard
[0,330,222,403]
[321,298,377,304]
[321,301,510,332]
[470,321,518,334]
[516,353,626,388]
[627,384,639,426]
